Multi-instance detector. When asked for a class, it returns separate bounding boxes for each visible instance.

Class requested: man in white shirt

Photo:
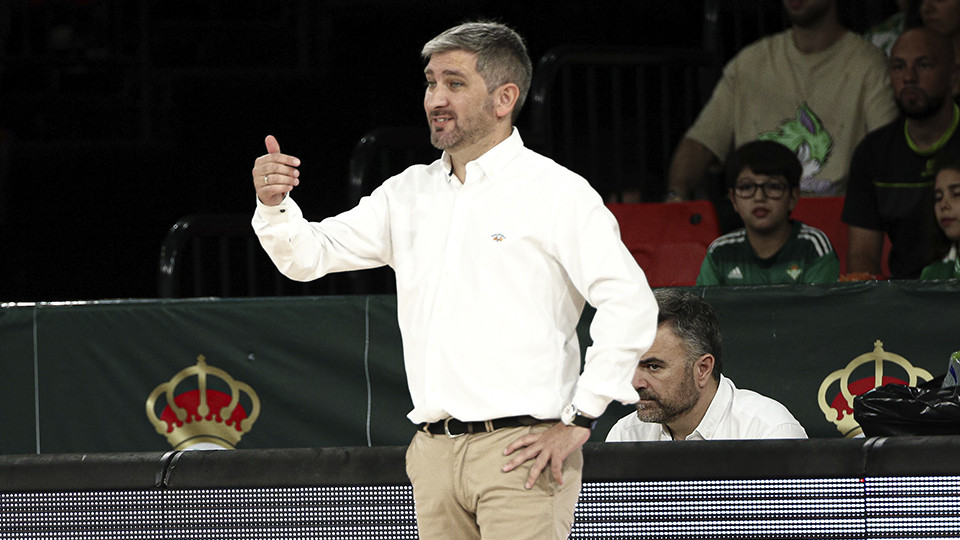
[250,21,658,540]
[606,289,806,442]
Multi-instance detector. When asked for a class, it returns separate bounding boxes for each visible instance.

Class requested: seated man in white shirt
[606,288,807,442]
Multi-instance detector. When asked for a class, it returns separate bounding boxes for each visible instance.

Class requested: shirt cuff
[255,194,295,217]
[571,388,614,419]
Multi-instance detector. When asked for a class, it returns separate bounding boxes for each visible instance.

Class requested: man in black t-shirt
[843,27,959,278]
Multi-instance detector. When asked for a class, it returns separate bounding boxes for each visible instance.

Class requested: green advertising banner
[0,307,37,454]
[2,280,959,455]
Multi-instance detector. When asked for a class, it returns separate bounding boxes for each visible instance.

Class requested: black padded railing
[3,437,960,539]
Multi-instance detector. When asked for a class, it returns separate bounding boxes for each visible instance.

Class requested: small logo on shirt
[491,233,505,242]
[726,267,743,280]
[786,264,802,281]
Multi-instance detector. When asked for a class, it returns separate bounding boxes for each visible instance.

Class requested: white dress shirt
[253,129,657,424]
[605,375,808,441]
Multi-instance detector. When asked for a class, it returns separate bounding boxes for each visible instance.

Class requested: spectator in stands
[921,0,960,94]
[865,0,918,56]
[665,0,897,204]
[921,156,960,278]
[606,289,808,442]
[696,140,839,286]
[250,21,658,540]
[843,27,957,279]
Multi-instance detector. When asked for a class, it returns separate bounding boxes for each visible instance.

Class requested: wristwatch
[560,403,598,430]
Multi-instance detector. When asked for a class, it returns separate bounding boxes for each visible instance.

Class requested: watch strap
[570,413,598,430]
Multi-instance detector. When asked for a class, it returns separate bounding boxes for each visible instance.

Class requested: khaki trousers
[405,422,582,540]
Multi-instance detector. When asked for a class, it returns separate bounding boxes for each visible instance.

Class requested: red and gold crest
[818,340,932,437]
[145,355,260,450]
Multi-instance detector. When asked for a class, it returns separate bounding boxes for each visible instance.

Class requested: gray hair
[654,288,723,380]
[421,21,533,122]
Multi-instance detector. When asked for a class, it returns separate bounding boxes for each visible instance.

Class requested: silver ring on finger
[263,174,270,185]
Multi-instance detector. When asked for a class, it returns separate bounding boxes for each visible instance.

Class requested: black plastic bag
[854,374,960,436]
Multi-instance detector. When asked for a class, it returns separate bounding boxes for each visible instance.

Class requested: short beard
[634,370,701,424]
[428,94,497,151]
[897,96,948,121]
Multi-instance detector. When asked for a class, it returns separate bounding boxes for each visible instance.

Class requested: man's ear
[494,83,520,120]
[695,354,715,388]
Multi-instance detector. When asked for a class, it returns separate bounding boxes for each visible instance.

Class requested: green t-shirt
[920,247,960,280]
[696,220,840,286]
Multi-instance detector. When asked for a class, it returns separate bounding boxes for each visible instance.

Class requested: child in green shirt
[920,160,960,279]
[696,140,840,286]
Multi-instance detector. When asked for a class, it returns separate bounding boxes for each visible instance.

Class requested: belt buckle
[443,417,466,438]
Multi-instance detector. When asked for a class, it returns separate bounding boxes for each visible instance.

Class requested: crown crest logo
[145,355,261,450]
[818,340,932,438]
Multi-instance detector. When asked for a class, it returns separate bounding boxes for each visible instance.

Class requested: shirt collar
[686,375,731,440]
[905,103,960,156]
[947,243,958,261]
[440,127,524,184]
[946,244,960,277]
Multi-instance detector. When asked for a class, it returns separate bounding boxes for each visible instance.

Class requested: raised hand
[252,135,301,206]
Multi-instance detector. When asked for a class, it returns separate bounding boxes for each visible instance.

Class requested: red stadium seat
[790,197,849,274]
[790,197,891,277]
[607,202,721,287]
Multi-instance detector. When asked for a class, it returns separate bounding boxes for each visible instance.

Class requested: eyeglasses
[734,181,789,200]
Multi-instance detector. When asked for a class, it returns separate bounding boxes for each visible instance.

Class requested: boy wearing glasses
[696,140,840,285]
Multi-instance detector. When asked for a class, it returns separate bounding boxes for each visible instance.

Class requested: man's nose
[904,65,919,83]
[425,87,448,109]
[632,370,648,390]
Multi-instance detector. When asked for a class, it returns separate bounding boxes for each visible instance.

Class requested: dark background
[0,0,894,302]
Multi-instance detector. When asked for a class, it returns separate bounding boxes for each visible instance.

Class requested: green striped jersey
[696,220,840,286]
